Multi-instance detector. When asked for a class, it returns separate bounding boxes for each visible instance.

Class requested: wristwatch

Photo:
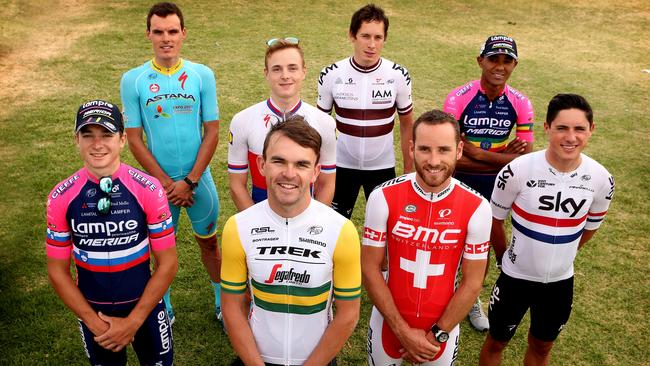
[183,176,198,190]
[430,324,449,343]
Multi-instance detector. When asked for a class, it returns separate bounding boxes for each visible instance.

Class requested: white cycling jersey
[491,150,615,283]
[221,200,361,365]
[317,57,413,170]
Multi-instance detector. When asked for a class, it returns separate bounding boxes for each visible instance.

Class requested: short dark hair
[349,4,389,38]
[147,2,184,31]
[265,40,305,69]
[546,94,593,126]
[262,116,322,163]
[412,110,460,144]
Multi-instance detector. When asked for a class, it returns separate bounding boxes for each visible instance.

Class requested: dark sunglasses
[97,176,113,214]
[266,37,300,47]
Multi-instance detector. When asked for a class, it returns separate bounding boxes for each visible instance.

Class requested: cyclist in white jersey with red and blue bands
[121,2,222,323]
[479,94,615,366]
[46,100,177,366]
[363,110,490,365]
[228,38,336,211]
[317,4,414,219]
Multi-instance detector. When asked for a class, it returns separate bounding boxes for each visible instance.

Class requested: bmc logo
[496,165,514,190]
[538,192,587,217]
[392,220,461,244]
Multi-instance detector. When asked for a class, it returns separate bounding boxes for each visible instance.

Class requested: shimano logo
[392,220,461,244]
[71,219,138,236]
[463,115,512,128]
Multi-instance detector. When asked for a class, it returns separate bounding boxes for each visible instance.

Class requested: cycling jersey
[491,150,614,283]
[121,58,219,180]
[363,174,491,359]
[221,200,361,365]
[46,163,175,303]
[317,57,413,170]
[443,80,533,157]
[227,99,337,203]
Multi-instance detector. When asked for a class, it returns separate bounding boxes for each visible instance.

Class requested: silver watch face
[437,331,449,343]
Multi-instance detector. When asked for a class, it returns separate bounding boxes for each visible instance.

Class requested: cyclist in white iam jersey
[479,94,615,366]
[317,4,414,219]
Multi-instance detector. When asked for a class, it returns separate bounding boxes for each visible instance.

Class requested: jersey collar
[266,98,302,120]
[151,58,183,76]
[349,57,382,73]
[477,79,509,100]
[410,173,455,202]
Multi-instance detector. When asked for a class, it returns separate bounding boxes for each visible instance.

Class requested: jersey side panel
[332,219,361,299]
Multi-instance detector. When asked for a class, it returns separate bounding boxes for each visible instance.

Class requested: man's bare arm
[399,112,414,173]
[228,172,255,211]
[222,292,265,366]
[304,298,359,366]
[491,218,508,265]
[314,172,335,207]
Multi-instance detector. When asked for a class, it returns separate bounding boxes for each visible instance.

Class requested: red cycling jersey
[363,174,491,327]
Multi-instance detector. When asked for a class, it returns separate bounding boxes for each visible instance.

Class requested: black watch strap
[183,176,198,190]
[430,324,449,343]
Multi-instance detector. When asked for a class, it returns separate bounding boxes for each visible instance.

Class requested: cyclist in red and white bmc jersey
[363,110,490,365]
[480,94,615,366]
[317,4,414,218]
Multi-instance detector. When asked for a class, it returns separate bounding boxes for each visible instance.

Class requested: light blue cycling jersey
[121,59,219,180]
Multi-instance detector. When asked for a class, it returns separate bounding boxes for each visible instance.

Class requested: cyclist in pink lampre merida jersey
[46,100,177,366]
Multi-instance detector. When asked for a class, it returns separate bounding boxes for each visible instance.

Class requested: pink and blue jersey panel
[46,164,175,304]
[444,80,534,153]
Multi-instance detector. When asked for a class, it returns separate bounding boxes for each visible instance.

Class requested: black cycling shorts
[79,299,173,366]
[332,167,395,219]
[487,272,573,342]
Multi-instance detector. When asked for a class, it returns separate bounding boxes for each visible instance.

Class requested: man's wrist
[183,176,198,190]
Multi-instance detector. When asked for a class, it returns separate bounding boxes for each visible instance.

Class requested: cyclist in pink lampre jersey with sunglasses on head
[46,100,177,366]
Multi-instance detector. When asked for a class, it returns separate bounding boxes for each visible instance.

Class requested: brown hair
[262,116,321,163]
[412,110,460,144]
[265,39,305,69]
[147,2,184,31]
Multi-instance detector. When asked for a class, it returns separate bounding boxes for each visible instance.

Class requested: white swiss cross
[364,227,379,240]
[399,249,445,289]
[476,243,490,253]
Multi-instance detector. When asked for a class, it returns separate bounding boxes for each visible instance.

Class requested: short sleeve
[120,70,143,129]
[332,220,361,300]
[394,63,413,115]
[144,182,175,251]
[227,111,250,174]
[585,173,614,230]
[463,198,492,260]
[491,162,520,220]
[362,188,389,247]
[220,216,248,294]
[199,65,219,122]
[515,95,534,143]
[317,114,337,173]
[316,64,335,113]
[45,192,72,260]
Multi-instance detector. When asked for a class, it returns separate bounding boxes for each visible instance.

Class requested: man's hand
[461,133,483,160]
[166,180,194,207]
[397,327,441,364]
[503,137,527,154]
[94,312,139,352]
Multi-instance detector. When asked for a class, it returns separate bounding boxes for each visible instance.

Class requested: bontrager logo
[392,221,461,244]
[71,219,138,236]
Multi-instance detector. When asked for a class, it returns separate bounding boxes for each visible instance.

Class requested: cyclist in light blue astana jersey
[121,2,222,324]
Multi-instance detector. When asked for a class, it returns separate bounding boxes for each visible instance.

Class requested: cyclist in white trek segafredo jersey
[480,94,615,366]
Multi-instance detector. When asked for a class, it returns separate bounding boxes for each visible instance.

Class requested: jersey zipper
[416,192,434,318]
[284,217,291,363]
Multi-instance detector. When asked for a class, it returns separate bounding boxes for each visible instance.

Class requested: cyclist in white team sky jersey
[479,94,615,366]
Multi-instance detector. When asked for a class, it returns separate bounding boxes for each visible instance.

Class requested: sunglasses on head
[266,37,300,47]
[97,176,113,214]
